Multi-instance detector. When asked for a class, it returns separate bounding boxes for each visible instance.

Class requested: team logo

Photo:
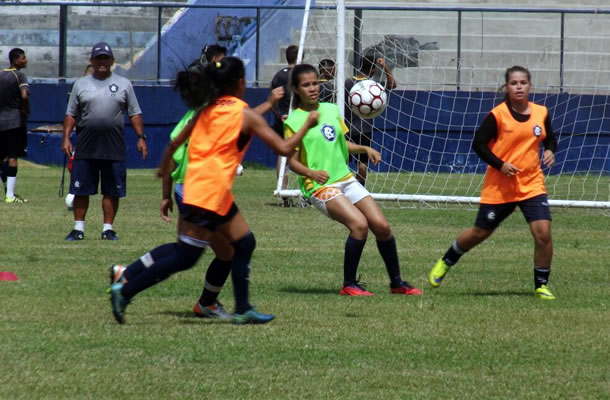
[487,211,496,221]
[109,84,119,93]
[74,180,80,188]
[533,125,542,137]
[321,124,336,141]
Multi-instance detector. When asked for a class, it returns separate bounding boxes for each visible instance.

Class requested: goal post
[275,2,610,209]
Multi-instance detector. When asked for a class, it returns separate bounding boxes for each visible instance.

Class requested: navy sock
[121,241,205,299]
[376,236,402,286]
[0,162,8,185]
[443,240,466,266]
[199,257,232,306]
[344,236,366,285]
[534,266,551,289]
[123,242,177,281]
[231,232,256,314]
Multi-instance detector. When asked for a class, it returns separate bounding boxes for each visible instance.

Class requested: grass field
[1,164,608,399]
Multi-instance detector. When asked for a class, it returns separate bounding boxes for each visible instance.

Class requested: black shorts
[181,202,239,232]
[347,132,371,164]
[69,159,127,197]
[0,126,27,159]
[474,194,552,231]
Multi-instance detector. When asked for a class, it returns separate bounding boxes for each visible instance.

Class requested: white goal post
[275,1,610,209]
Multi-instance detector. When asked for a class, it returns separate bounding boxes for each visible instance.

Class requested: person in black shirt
[318,58,336,103]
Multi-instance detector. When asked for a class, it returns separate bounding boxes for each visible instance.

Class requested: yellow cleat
[428,258,450,288]
[535,284,556,300]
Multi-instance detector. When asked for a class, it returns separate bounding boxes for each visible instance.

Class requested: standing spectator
[318,58,336,103]
[0,48,30,203]
[344,53,396,186]
[62,42,147,241]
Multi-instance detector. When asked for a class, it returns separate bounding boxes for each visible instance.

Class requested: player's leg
[4,128,28,203]
[353,194,422,295]
[100,160,125,240]
[65,158,97,240]
[520,195,555,300]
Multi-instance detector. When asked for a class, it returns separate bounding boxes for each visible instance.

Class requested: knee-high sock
[231,232,256,314]
[376,236,402,286]
[344,236,366,284]
[199,257,232,306]
[121,240,206,299]
[123,242,177,281]
[5,166,17,198]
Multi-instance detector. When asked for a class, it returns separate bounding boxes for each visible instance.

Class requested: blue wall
[25,82,610,174]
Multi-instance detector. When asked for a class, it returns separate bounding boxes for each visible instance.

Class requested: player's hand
[269,87,284,105]
[306,111,319,128]
[376,57,386,68]
[61,138,73,156]
[366,147,381,165]
[160,198,173,223]
[309,170,329,185]
[281,114,288,122]
[542,149,555,167]
[501,162,521,177]
[138,139,148,160]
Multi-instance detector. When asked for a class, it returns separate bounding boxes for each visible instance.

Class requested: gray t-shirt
[0,68,29,132]
[67,73,141,161]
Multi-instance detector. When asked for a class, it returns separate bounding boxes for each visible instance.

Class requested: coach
[62,42,147,241]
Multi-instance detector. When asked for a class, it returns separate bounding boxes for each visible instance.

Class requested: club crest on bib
[321,124,336,141]
[487,211,496,221]
[109,83,119,93]
[533,125,542,137]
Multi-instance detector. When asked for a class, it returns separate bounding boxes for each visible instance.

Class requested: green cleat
[429,258,450,288]
[109,283,130,324]
[535,285,556,300]
[232,308,275,325]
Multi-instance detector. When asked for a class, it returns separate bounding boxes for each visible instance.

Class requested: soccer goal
[275,1,610,209]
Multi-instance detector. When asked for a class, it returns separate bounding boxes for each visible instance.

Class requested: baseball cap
[91,42,113,58]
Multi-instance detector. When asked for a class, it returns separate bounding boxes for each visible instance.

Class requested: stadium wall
[25,82,610,174]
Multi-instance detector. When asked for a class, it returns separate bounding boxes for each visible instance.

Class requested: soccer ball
[348,79,388,119]
[65,193,74,211]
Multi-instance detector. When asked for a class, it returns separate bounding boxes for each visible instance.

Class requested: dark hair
[290,63,318,109]
[286,45,298,64]
[502,65,531,101]
[359,54,376,77]
[8,48,25,64]
[174,56,245,110]
[202,44,227,63]
[318,59,335,79]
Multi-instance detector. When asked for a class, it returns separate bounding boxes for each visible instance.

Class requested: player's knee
[350,220,369,239]
[371,219,391,239]
[472,226,493,242]
[232,231,256,258]
[176,238,207,270]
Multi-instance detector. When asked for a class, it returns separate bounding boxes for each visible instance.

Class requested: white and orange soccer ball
[348,79,388,119]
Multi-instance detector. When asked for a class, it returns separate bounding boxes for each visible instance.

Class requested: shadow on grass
[279,286,337,295]
[158,310,232,324]
[469,290,532,297]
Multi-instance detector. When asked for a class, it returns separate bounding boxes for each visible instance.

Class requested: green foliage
[0,166,608,399]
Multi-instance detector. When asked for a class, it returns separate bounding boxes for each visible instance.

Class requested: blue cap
[91,42,113,58]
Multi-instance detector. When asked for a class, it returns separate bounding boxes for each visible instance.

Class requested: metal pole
[58,5,68,78]
[456,10,461,90]
[353,8,362,77]
[337,0,345,119]
[157,6,162,81]
[255,7,260,86]
[560,12,565,93]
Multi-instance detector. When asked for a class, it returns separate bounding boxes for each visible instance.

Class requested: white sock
[74,221,85,232]
[103,224,113,232]
[6,176,16,198]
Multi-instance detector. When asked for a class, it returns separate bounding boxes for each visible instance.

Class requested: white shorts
[310,177,371,217]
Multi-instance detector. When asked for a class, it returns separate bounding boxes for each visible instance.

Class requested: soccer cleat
[109,264,127,286]
[535,285,556,300]
[101,230,119,241]
[193,301,232,319]
[65,229,84,241]
[429,258,450,288]
[390,281,423,296]
[232,308,275,325]
[5,194,28,203]
[340,281,374,296]
[109,283,130,324]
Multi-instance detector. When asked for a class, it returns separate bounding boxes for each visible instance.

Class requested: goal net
[276,2,610,209]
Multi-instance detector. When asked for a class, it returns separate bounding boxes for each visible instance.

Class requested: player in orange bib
[108,57,318,324]
[428,66,558,300]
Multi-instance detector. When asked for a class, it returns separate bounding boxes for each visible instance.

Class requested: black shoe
[101,230,119,241]
[65,230,84,241]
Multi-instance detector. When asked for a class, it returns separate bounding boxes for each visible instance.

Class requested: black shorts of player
[181,202,239,232]
[474,194,552,231]
[347,132,371,164]
[0,126,27,159]
[69,159,127,198]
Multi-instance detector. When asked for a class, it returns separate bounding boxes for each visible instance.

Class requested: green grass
[1,165,608,399]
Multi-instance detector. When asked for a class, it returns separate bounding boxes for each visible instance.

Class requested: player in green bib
[285,63,422,297]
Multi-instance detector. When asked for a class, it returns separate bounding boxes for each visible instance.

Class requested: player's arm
[243,108,318,156]
[157,109,202,178]
[129,114,148,160]
[542,114,557,167]
[346,140,381,165]
[472,113,520,176]
[252,87,284,115]
[20,86,30,121]
[62,115,76,156]
[160,160,175,223]
[377,58,396,90]
[284,127,329,185]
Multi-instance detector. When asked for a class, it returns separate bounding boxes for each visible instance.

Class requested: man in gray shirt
[62,42,147,241]
[0,48,30,203]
